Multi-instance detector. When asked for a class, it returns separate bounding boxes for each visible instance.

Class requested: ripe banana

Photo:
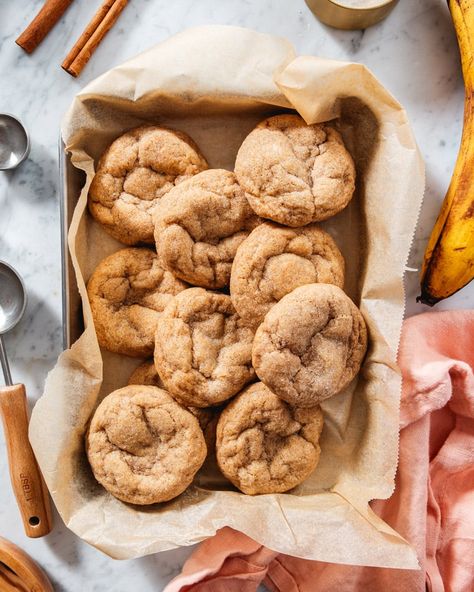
[419,0,474,306]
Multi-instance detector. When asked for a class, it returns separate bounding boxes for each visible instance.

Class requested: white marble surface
[0,0,472,590]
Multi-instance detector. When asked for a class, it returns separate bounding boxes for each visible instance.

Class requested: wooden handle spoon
[0,261,52,538]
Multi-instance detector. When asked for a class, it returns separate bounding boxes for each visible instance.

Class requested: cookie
[89,126,208,245]
[252,284,367,407]
[127,359,164,388]
[86,385,207,505]
[216,382,323,494]
[153,169,259,289]
[128,360,219,450]
[154,287,255,407]
[87,248,187,357]
[230,222,345,328]
[234,114,356,226]
[188,407,219,453]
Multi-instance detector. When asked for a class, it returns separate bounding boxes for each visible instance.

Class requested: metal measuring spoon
[0,261,52,537]
[0,114,30,170]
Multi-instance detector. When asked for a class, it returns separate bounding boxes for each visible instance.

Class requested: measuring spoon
[0,261,52,537]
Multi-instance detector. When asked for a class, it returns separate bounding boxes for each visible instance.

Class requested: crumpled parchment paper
[30,26,424,567]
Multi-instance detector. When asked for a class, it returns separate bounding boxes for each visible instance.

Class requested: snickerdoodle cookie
[153,169,259,289]
[230,222,344,328]
[252,284,367,407]
[188,406,219,452]
[216,382,323,494]
[86,385,207,505]
[89,126,208,245]
[128,360,219,450]
[128,360,164,388]
[87,248,187,357]
[234,114,356,226]
[154,288,255,407]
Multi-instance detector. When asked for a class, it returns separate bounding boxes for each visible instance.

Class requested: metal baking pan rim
[59,138,84,350]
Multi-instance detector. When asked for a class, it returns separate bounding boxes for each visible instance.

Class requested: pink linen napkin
[164,310,474,592]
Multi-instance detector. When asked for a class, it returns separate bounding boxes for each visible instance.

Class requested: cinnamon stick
[16,0,74,54]
[62,0,128,77]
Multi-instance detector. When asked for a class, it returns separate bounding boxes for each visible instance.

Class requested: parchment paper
[30,26,424,566]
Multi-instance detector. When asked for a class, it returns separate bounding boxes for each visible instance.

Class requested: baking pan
[59,141,84,349]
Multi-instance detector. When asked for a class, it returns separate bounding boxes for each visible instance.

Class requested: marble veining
[0,0,472,590]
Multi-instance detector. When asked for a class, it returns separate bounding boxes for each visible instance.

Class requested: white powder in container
[337,0,392,8]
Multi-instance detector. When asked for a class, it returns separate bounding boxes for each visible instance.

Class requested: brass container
[305,0,399,30]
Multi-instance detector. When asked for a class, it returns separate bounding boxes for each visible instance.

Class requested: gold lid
[305,0,399,30]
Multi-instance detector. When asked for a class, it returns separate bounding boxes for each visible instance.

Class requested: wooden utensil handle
[0,384,52,538]
[16,0,74,54]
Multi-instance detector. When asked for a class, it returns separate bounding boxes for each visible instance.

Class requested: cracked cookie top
[216,382,323,494]
[230,221,345,328]
[128,360,219,450]
[88,126,208,245]
[153,169,260,289]
[86,385,207,505]
[87,247,188,357]
[234,114,356,226]
[154,288,255,407]
[252,284,367,407]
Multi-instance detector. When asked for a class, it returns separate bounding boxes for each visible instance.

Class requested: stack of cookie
[85,114,367,505]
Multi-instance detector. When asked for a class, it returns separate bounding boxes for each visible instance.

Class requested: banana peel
[418,0,474,305]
